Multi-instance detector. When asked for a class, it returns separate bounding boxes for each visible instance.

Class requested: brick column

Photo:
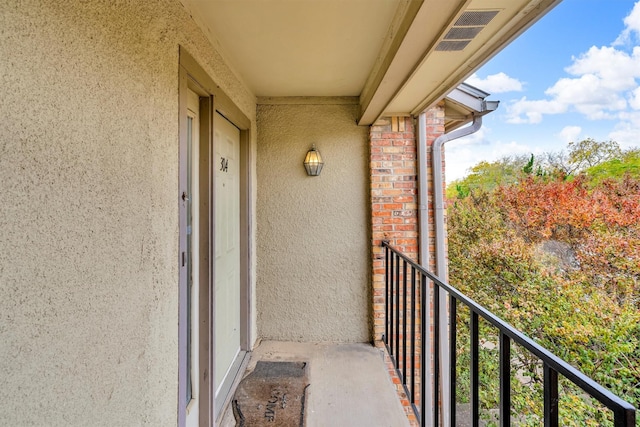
[370,116,418,342]
[369,107,445,342]
[369,108,445,427]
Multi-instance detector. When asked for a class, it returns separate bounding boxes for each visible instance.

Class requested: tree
[540,139,624,179]
[446,154,539,199]
[568,138,622,172]
[543,150,573,177]
[586,148,640,184]
[447,164,640,425]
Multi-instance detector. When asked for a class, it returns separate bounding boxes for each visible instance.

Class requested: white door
[214,111,242,406]
[185,89,200,427]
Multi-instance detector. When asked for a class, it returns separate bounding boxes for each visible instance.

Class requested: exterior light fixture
[303,145,324,176]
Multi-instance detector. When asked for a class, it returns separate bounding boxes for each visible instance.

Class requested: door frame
[178,47,252,427]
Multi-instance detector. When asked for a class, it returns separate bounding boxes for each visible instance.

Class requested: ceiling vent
[436,10,500,52]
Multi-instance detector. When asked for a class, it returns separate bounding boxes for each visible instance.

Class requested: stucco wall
[0,1,256,425]
[256,102,371,342]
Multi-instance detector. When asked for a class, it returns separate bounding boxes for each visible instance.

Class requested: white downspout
[433,114,484,278]
[416,113,433,426]
[433,113,486,427]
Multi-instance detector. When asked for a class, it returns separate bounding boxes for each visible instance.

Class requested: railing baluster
[385,245,390,345]
[388,251,394,350]
[411,266,416,404]
[614,407,636,427]
[402,260,408,384]
[470,311,479,427]
[544,362,559,427]
[500,332,511,427]
[420,273,427,427]
[450,295,457,426]
[433,283,440,427]
[380,242,636,427]
[395,254,401,362]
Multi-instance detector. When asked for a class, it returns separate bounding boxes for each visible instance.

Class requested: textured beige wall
[256,102,371,342]
[0,1,256,425]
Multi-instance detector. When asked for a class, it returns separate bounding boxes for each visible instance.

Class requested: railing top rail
[382,241,636,415]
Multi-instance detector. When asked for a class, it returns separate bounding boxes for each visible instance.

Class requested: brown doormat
[232,361,309,427]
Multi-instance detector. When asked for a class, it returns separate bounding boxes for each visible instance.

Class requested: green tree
[586,148,640,184]
[542,139,624,179]
[447,163,640,425]
[568,138,622,172]
[522,153,534,175]
[446,154,538,199]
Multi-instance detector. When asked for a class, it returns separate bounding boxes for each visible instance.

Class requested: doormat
[232,361,309,427]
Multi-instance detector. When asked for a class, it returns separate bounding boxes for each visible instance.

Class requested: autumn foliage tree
[447,144,640,425]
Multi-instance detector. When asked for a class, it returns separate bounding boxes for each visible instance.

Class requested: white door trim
[178,47,253,427]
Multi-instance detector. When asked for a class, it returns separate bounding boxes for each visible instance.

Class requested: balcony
[215,241,636,427]
[381,241,636,427]
[218,341,410,426]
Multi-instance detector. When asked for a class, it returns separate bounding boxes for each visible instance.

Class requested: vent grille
[455,10,499,26]
[436,10,500,52]
[444,27,483,40]
[435,40,472,52]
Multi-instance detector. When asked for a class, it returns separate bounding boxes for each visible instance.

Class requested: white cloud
[447,1,640,182]
[465,72,524,93]
[444,145,477,183]
[566,46,640,89]
[506,45,640,123]
[447,126,489,147]
[614,1,640,45]
[506,0,640,125]
[626,1,640,32]
[445,128,536,182]
[608,111,640,148]
[506,97,567,124]
[445,128,491,182]
[546,73,628,119]
[491,140,537,158]
[629,86,640,110]
[558,126,582,143]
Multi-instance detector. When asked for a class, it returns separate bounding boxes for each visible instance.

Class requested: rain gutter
[433,102,499,280]
[416,113,433,425]
[417,91,498,425]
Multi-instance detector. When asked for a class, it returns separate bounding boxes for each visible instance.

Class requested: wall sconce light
[303,145,324,176]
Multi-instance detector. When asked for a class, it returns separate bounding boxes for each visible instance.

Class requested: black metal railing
[382,241,636,427]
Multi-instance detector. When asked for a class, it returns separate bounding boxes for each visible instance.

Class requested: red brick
[370,109,444,368]
[381,132,404,139]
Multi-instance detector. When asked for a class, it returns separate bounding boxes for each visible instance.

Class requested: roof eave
[358,0,563,125]
[444,84,499,132]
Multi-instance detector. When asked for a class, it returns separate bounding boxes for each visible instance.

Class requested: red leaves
[496,175,640,242]
[448,172,640,416]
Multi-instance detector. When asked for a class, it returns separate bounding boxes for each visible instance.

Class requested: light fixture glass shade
[303,146,324,176]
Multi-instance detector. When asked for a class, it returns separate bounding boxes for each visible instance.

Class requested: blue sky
[447,0,640,182]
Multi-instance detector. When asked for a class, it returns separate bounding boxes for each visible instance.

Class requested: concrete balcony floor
[219,341,411,427]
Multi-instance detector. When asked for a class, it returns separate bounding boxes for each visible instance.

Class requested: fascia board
[359,0,563,124]
[408,0,563,117]
[358,0,468,125]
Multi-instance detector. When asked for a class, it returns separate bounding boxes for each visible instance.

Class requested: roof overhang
[444,83,499,132]
[359,0,562,124]
[178,0,561,125]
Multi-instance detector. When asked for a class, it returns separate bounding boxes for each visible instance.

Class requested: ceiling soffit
[178,0,562,125]
[180,0,401,97]
[359,0,563,125]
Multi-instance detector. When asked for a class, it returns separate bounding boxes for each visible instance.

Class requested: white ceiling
[181,0,401,97]
[180,0,563,124]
